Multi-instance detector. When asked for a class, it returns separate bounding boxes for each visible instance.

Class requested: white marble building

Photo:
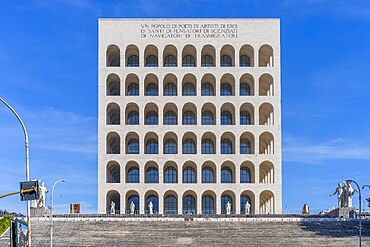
[98,18,282,215]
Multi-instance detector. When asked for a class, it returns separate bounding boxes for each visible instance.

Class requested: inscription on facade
[140,23,238,39]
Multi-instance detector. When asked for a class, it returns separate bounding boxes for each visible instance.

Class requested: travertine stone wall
[98,18,282,215]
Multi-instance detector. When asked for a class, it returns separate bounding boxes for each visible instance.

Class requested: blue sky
[1,0,370,214]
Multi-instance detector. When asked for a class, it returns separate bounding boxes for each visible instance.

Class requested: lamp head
[61,179,66,183]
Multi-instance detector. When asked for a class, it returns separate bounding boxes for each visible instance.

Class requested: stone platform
[327,207,357,219]
[30,207,50,217]
[1,216,369,247]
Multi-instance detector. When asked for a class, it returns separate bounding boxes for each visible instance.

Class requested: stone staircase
[1,218,369,246]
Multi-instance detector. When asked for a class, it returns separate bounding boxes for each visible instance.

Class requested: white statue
[226,201,231,215]
[111,201,115,214]
[36,181,48,208]
[330,182,344,208]
[343,180,357,208]
[330,181,358,208]
[245,201,251,215]
[148,201,153,215]
[130,201,135,214]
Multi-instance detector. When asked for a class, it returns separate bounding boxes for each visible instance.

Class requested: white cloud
[283,135,370,163]
[0,103,97,213]
[0,105,97,154]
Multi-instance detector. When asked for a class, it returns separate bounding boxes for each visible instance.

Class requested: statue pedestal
[328,207,357,219]
[31,207,50,217]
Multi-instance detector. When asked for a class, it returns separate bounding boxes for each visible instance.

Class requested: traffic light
[19,181,39,201]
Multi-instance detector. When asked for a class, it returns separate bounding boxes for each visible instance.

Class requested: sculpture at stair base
[328,181,358,218]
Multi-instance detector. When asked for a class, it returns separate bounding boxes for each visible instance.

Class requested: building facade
[98,18,282,215]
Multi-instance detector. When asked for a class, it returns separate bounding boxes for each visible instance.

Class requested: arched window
[221,55,232,67]
[106,105,120,125]
[201,82,214,96]
[106,191,120,214]
[240,167,251,183]
[221,139,233,154]
[202,195,214,214]
[182,55,195,67]
[145,111,158,125]
[240,195,251,214]
[164,139,177,154]
[240,139,252,154]
[146,55,158,67]
[164,111,177,125]
[106,163,120,183]
[183,195,196,214]
[221,83,232,96]
[201,55,214,67]
[164,55,177,67]
[127,167,139,183]
[146,195,159,214]
[201,111,214,125]
[164,83,177,96]
[240,83,251,96]
[240,111,251,125]
[145,167,159,183]
[127,195,139,214]
[106,74,120,96]
[259,45,274,67]
[127,139,139,154]
[183,167,196,183]
[107,133,120,154]
[201,139,214,154]
[182,111,195,125]
[202,167,215,183]
[146,139,158,154]
[127,111,139,125]
[127,83,139,96]
[221,111,232,125]
[145,83,158,96]
[164,195,177,214]
[221,195,233,214]
[182,83,195,96]
[183,139,196,154]
[106,45,120,67]
[164,167,177,183]
[240,55,251,67]
[221,167,232,183]
[259,102,274,125]
[127,55,139,67]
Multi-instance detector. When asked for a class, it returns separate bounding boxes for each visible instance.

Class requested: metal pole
[347,180,361,247]
[0,98,31,247]
[50,179,65,247]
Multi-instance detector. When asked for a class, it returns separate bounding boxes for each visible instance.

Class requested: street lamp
[346,180,362,247]
[0,98,31,247]
[50,179,65,247]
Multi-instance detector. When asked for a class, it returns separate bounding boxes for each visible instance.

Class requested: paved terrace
[1,215,369,246]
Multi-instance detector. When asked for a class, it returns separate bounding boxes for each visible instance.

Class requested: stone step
[17,220,369,247]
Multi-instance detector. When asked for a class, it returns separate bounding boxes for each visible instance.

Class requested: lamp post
[0,98,31,247]
[346,180,362,247]
[50,179,65,247]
